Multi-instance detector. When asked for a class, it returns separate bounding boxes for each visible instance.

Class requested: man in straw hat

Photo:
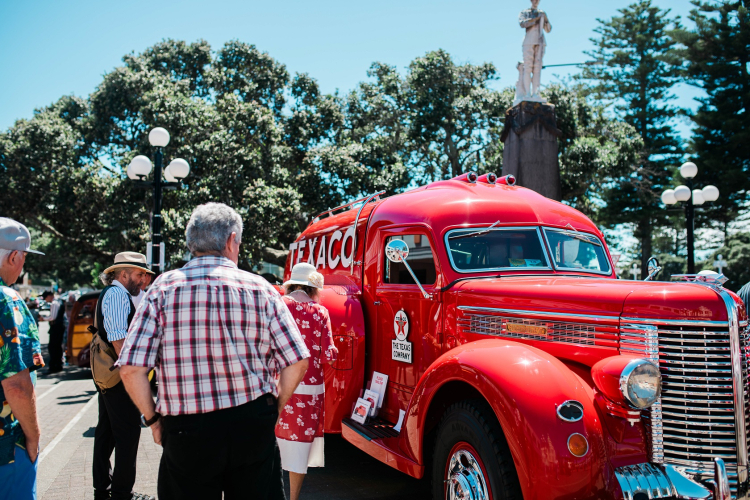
[118,203,310,500]
[0,217,45,500]
[92,252,154,500]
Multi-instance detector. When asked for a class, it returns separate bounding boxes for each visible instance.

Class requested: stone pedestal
[501,101,562,201]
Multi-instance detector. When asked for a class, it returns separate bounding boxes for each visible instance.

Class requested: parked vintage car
[66,290,100,367]
[287,172,747,500]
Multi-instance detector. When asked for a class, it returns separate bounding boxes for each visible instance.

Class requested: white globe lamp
[661,189,677,205]
[680,162,698,179]
[692,189,705,206]
[167,158,190,179]
[702,185,719,202]
[129,155,153,178]
[163,165,178,183]
[126,163,139,180]
[148,127,170,148]
[673,185,691,202]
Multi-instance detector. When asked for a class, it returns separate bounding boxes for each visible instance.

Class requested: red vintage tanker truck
[283,171,748,500]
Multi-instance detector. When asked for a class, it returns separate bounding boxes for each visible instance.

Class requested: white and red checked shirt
[118,256,310,416]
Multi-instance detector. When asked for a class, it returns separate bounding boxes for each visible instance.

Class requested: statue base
[513,94,547,106]
[500,101,562,201]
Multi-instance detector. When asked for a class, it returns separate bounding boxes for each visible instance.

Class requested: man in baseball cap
[0,217,45,500]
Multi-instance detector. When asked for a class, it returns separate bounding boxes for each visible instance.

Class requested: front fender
[402,339,610,500]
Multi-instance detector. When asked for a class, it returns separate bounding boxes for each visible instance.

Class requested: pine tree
[673,0,750,234]
[581,0,684,273]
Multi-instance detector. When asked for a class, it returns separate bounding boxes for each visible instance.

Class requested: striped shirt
[101,280,134,342]
[117,256,310,416]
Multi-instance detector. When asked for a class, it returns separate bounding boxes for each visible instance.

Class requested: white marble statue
[513,61,525,104]
[515,0,552,104]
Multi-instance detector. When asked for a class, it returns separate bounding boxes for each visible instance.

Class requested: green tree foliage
[542,82,643,217]
[705,233,750,292]
[406,50,508,181]
[0,39,645,287]
[582,0,684,272]
[673,1,750,232]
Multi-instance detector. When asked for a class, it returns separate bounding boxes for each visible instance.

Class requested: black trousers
[47,327,64,370]
[92,382,142,500]
[158,393,286,500]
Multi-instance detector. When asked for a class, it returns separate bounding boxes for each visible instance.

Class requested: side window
[384,234,437,285]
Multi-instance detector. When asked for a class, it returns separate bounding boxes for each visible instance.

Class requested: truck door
[373,228,443,423]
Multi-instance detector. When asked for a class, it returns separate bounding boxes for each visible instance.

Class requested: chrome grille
[622,319,750,497]
[458,312,619,348]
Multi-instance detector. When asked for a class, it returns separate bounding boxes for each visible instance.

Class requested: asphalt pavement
[34,322,432,500]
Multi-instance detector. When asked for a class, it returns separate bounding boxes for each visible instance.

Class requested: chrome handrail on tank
[308,191,386,227]
[349,191,386,274]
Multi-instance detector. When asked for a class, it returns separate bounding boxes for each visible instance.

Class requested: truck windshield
[445,227,550,272]
[543,228,611,274]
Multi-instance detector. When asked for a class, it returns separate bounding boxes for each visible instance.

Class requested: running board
[341,418,423,478]
[342,418,399,440]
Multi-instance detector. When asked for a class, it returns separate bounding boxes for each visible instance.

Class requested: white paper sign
[351,398,372,424]
[363,389,380,417]
[371,371,389,408]
[394,409,406,433]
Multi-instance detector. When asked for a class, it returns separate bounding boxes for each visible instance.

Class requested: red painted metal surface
[281,180,743,499]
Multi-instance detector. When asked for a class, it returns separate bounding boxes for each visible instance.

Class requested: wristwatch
[140,412,161,427]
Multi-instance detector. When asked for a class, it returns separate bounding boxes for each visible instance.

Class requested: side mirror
[384,239,431,299]
[385,239,410,263]
[645,257,662,281]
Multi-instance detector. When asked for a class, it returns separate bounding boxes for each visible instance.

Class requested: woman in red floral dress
[276,263,337,500]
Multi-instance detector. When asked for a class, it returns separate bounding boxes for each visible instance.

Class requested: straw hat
[103,252,155,275]
[283,263,324,289]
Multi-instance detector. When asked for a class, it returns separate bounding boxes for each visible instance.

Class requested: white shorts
[277,436,325,474]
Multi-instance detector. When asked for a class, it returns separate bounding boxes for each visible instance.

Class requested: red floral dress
[275,297,337,444]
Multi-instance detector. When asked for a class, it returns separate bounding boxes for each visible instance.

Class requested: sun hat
[0,217,44,255]
[103,252,155,275]
[283,263,324,289]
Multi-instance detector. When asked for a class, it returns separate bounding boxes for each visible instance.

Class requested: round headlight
[620,359,662,408]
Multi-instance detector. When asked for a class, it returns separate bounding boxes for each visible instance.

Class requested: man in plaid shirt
[118,203,310,500]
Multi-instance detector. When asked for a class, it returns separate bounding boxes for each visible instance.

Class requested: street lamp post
[661,162,720,274]
[127,127,190,274]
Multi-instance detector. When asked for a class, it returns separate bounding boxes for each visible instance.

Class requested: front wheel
[431,400,522,500]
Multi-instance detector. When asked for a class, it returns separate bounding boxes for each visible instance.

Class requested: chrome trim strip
[444,226,552,274]
[621,317,729,327]
[457,305,619,323]
[717,286,749,486]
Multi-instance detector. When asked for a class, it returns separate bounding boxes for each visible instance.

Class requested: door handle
[374,301,382,306]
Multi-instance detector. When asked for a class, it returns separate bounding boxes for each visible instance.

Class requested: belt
[293,383,324,396]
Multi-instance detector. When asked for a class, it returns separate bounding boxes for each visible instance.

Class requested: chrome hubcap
[445,448,489,500]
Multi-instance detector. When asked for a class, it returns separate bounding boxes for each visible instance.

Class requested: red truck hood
[451,276,736,322]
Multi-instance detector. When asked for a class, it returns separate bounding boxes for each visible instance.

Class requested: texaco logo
[394,310,409,341]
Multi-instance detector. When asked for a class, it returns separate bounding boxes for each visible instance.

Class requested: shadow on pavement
[285,434,432,500]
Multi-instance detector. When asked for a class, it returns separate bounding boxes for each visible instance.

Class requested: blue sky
[0,0,699,134]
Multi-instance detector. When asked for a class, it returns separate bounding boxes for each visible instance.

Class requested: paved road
[34,323,432,500]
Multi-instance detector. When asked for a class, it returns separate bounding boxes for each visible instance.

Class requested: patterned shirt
[0,280,43,466]
[118,256,310,416]
[101,280,134,342]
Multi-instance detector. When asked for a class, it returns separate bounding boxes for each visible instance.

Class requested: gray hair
[99,271,116,287]
[0,249,12,265]
[185,203,243,255]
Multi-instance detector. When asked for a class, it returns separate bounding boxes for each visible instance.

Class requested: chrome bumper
[616,459,735,499]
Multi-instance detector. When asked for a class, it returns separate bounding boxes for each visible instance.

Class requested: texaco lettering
[289,226,357,271]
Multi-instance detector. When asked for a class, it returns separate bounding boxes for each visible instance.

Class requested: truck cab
[284,173,748,500]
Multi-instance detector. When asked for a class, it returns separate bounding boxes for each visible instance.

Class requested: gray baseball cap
[0,218,44,255]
